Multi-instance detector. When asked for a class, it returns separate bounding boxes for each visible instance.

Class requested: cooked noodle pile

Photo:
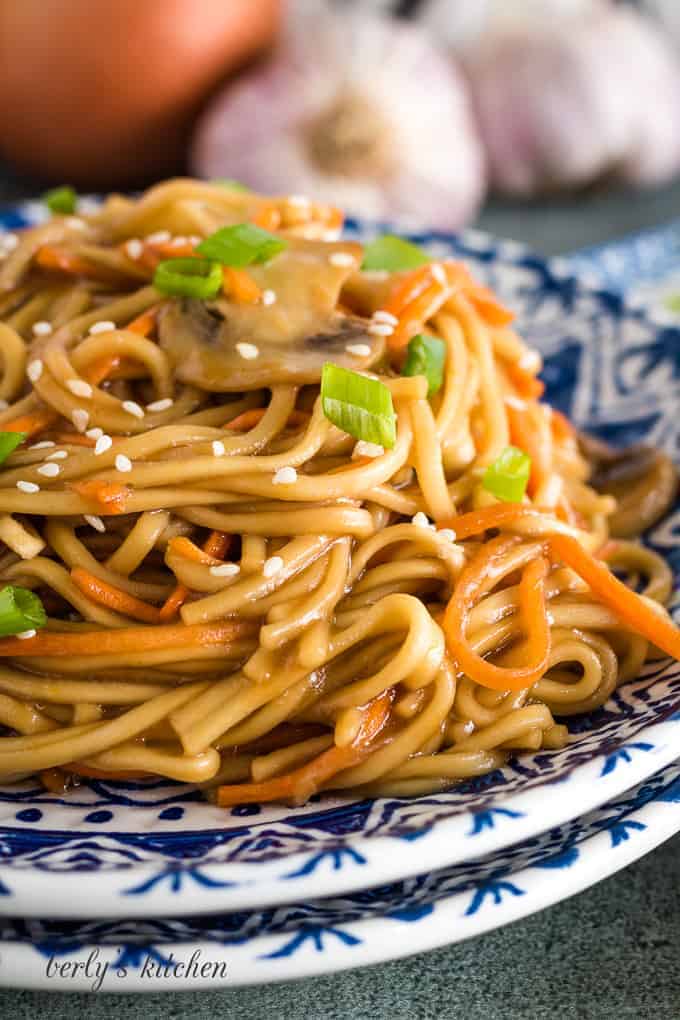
[0,178,676,805]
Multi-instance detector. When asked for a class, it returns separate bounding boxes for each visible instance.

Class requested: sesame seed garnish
[272,466,298,485]
[122,400,145,419]
[0,399,7,411]
[261,289,277,306]
[46,450,68,461]
[438,528,457,542]
[146,230,171,244]
[519,349,542,372]
[27,359,43,383]
[115,454,132,473]
[67,379,93,399]
[37,462,60,478]
[124,239,143,260]
[346,343,371,357]
[368,322,394,337]
[17,480,39,493]
[212,440,226,457]
[209,563,240,578]
[0,233,19,253]
[353,441,384,459]
[288,194,310,208]
[29,441,55,450]
[373,310,399,326]
[16,629,36,640]
[188,235,202,246]
[505,395,527,411]
[94,434,113,455]
[236,342,259,360]
[71,408,89,433]
[411,511,433,530]
[263,555,284,578]
[329,252,355,267]
[77,197,100,215]
[88,320,116,335]
[431,263,447,285]
[31,321,53,337]
[169,235,188,248]
[65,217,87,231]
[146,397,173,412]
[86,427,103,440]
[84,514,106,533]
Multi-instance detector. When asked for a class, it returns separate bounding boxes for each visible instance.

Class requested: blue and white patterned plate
[0,757,678,991]
[0,204,678,919]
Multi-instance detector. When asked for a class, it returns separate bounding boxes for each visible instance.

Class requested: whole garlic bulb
[465,5,680,195]
[191,2,485,229]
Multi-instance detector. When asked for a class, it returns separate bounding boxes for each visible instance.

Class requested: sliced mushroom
[579,432,678,538]
[158,238,385,391]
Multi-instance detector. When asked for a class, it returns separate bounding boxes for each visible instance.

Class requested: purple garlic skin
[191,5,486,230]
[466,6,680,195]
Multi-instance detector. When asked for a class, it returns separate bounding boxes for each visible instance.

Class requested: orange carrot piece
[161,531,232,619]
[35,245,119,282]
[252,203,282,231]
[222,266,261,304]
[384,266,437,319]
[437,504,551,540]
[224,408,309,432]
[2,410,57,438]
[126,304,162,337]
[550,409,576,443]
[71,567,161,624]
[167,536,223,567]
[71,480,131,515]
[504,360,545,400]
[158,584,189,622]
[505,399,550,496]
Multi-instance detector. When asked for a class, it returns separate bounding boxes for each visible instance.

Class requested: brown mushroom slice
[158,239,385,391]
[579,433,678,538]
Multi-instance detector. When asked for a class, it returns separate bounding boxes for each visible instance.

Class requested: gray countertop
[0,171,679,1018]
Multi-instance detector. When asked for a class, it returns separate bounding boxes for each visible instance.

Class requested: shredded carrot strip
[323,206,344,230]
[203,530,232,560]
[126,304,161,337]
[83,355,122,386]
[53,432,95,448]
[160,531,232,620]
[384,266,438,319]
[71,567,161,624]
[167,536,223,567]
[147,241,197,260]
[0,620,254,658]
[71,480,131,515]
[439,504,550,540]
[217,691,392,806]
[388,281,447,352]
[547,534,680,661]
[252,202,281,231]
[443,536,551,692]
[2,410,56,438]
[550,409,576,443]
[505,398,550,496]
[222,266,261,304]
[224,408,309,432]
[504,360,545,400]
[35,245,116,281]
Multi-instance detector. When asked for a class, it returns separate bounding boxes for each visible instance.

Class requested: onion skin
[0,0,282,187]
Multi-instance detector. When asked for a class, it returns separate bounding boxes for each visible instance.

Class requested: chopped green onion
[0,432,25,465]
[361,235,430,272]
[321,363,396,449]
[402,333,446,396]
[482,446,532,503]
[197,223,287,267]
[212,178,251,192]
[665,293,680,314]
[153,258,223,300]
[0,585,47,637]
[43,186,77,215]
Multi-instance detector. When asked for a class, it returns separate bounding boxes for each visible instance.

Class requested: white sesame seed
[37,462,60,478]
[169,235,188,248]
[329,252,355,267]
[124,239,143,260]
[0,233,19,252]
[146,230,171,244]
[71,408,89,433]
[16,629,36,640]
[77,197,101,215]
[261,289,277,307]
[122,400,145,419]
[353,441,384,459]
[288,194,310,208]
[0,399,7,411]
[84,514,106,533]
[519,349,542,373]
[272,466,298,485]
[263,555,284,578]
[146,398,173,412]
[431,263,447,285]
[115,454,132,473]
[411,511,433,530]
[65,217,87,231]
[94,434,113,455]
[27,359,43,383]
[368,322,394,337]
[236,342,259,361]
[188,235,202,246]
[46,450,68,461]
[29,441,55,450]
[505,395,527,411]
[438,528,457,542]
[346,343,371,357]
[372,310,399,327]
[17,480,39,494]
[212,440,226,457]
[209,563,240,578]
[31,321,53,337]
[88,320,116,335]
[66,379,93,399]
[541,474,564,507]
[86,427,103,440]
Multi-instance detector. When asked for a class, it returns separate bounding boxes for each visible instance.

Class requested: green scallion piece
[153,258,223,300]
[321,363,396,449]
[0,432,25,465]
[482,446,532,503]
[212,179,251,192]
[197,223,287,267]
[401,333,446,396]
[43,186,77,215]
[361,235,430,272]
[0,585,47,637]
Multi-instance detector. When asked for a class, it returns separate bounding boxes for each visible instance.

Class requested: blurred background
[3,0,680,253]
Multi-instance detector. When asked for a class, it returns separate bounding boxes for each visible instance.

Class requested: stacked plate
[0,207,678,992]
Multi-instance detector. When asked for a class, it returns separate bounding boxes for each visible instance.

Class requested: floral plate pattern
[0,203,678,919]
